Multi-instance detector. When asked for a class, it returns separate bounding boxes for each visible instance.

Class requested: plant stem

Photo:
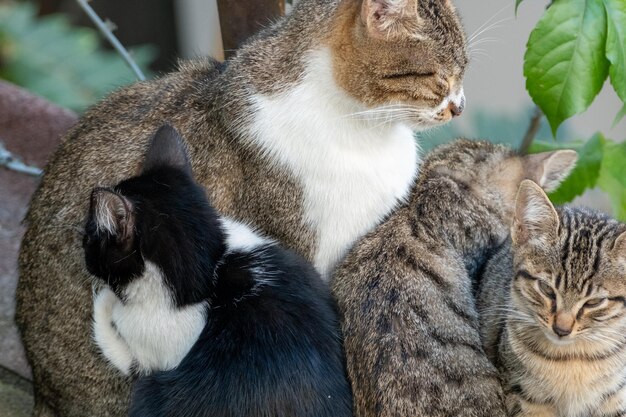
[75,0,146,81]
[519,106,543,154]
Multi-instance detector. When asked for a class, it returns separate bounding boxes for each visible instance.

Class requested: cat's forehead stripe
[556,208,622,292]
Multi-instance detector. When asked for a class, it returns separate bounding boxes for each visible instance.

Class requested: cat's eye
[538,281,556,300]
[584,298,606,309]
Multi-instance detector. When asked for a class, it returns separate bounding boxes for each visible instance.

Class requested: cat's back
[332,206,472,417]
[332,206,419,315]
[24,58,227,228]
[130,243,352,417]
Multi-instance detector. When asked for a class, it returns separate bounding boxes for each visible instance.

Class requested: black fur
[130,246,353,417]
[83,126,225,305]
[85,125,353,417]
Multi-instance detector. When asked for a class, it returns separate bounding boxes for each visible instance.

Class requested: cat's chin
[405,117,453,132]
[542,330,576,347]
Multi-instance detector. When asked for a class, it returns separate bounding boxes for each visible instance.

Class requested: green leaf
[516,0,524,14]
[529,134,605,204]
[597,140,626,221]
[524,0,610,136]
[604,0,626,103]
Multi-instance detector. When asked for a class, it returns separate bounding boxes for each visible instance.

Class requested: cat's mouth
[413,89,466,129]
[348,90,465,130]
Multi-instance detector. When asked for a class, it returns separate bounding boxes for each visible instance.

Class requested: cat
[85,125,353,417]
[331,140,577,417]
[476,180,626,417]
[16,0,468,415]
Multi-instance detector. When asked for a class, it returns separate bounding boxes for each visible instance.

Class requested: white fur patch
[221,217,273,252]
[245,47,419,278]
[435,87,465,115]
[92,287,133,375]
[92,262,207,374]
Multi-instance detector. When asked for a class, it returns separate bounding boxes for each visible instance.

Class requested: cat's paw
[92,288,133,375]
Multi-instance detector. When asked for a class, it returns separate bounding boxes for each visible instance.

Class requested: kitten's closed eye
[583,298,606,309]
[538,280,556,300]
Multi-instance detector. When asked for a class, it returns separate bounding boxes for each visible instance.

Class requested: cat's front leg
[506,393,556,417]
[92,287,133,375]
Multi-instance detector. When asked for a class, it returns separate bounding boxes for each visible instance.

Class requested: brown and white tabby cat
[477,180,626,417]
[332,140,577,417]
[16,0,467,416]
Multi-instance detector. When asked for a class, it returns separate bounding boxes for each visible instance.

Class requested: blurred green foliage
[0,2,155,112]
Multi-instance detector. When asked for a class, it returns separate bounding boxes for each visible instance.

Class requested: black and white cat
[84,125,353,417]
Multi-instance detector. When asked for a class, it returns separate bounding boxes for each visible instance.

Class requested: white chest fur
[247,48,418,278]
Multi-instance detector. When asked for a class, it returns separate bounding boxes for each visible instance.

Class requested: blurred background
[1,0,624,134]
[0,0,624,415]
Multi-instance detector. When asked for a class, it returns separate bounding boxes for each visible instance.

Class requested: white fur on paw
[92,288,133,375]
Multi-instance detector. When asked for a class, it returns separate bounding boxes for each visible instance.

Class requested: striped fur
[477,182,626,417]
[332,140,577,417]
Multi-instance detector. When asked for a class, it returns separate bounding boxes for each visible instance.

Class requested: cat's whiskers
[46,223,86,237]
[467,3,512,46]
[469,37,500,48]
[590,329,626,344]
[344,105,429,130]
[468,50,492,65]
[480,305,530,317]
[468,21,509,48]
[343,104,421,119]
[579,333,625,351]
[466,13,511,64]
[113,250,138,264]
[467,3,509,40]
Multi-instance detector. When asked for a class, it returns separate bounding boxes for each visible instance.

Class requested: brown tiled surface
[0,80,77,381]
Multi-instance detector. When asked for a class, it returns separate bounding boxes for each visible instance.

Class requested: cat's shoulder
[214,217,325,308]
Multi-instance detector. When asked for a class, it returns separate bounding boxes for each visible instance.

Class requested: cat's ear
[512,180,559,247]
[523,150,577,193]
[142,124,192,175]
[361,0,423,39]
[90,188,134,242]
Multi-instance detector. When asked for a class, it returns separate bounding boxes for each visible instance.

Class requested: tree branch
[519,106,543,155]
[75,0,146,81]
[0,142,43,176]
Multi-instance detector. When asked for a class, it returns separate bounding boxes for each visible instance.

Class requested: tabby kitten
[477,181,626,417]
[332,140,577,417]
[86,125,352,417]
[17,0,467,414]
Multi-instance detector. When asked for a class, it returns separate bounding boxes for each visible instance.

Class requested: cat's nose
[448,95,465,117]
[552,312,574,337]
[552,324,572,337]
